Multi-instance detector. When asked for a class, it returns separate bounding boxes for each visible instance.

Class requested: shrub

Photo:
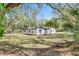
[0,27,5,37]
[74,32,79,44]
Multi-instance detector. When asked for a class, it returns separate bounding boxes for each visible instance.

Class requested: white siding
[26,29,36,34]
[47,28,56,34]
[52,28,56,33]
[36,28,45,35]
[26,27,56,35]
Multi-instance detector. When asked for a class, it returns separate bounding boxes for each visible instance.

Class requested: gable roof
[27,27,55,30]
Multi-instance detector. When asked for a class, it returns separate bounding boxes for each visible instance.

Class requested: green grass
[44,34,73,40]
[0,33,75,56]
[0,33,74,48]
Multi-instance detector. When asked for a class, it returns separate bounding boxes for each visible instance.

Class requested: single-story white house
[25,27,56,35]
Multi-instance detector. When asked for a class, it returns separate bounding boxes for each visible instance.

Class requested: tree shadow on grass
[70,44,79,56]
[0,41,63,56]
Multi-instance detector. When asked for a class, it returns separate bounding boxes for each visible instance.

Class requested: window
[50,29,52,32]
[29,30,30,32]
[39,29,42,33]
[32,31,33,33]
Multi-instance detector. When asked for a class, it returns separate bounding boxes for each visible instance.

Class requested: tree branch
[5,3,21,9]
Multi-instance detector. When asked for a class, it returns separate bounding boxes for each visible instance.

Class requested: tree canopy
[0,3,79,37]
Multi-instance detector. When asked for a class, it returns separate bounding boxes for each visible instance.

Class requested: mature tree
[0,3,21,36]
[5,3,42,33]
[0,3,7,37]
[47,3,78,31]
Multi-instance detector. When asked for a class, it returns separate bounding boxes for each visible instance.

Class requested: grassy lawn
[1,32,74,45]
[0,32,76,56]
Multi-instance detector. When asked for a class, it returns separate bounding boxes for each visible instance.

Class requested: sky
[36,4,53,20]
[22,3,59,20]
[6,3,59,20]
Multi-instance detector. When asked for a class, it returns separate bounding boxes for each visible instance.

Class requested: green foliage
[0,3,4,9]
[0,15,5,37]
[45,20,53,27]
[0,3,5,10]
[63,22,74,31]
[45,19,62,30]
[52,20,62,30]
[74,32,79,44]
[0,27,5,37]
[0,3,7,37]
[69,9,79,16]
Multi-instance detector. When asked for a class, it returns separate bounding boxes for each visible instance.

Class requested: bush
[0,27,5,37]
[74,32,79,44]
